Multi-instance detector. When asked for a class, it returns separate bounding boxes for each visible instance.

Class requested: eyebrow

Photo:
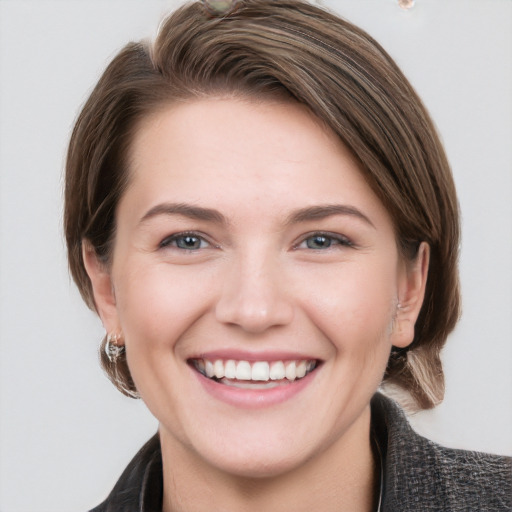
[139,202,227,225]
[139,202,374,228]
[285,204,375,228]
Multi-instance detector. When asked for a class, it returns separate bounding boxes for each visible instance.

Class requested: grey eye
[175,235,203,250]
[306,235,333,249]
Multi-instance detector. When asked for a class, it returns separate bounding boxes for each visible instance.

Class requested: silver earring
[105,333,125,363]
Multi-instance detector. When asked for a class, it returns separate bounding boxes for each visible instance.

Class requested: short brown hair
[65,0,460,408]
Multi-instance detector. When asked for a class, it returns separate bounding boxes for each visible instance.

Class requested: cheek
[113,261,214,350]
[295,260,398,351]
[111,262,216,424]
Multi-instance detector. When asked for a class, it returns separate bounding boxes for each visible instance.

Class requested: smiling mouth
[189,358,319,389]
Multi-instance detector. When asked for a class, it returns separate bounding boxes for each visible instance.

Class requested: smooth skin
[84,98,429,512]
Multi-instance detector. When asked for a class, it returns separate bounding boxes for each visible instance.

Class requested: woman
[64,1,511,510]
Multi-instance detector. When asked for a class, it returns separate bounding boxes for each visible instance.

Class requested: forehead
[129,97,346,173]
[123,98,392,229]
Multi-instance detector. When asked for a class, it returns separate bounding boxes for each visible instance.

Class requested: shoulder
[432,441,511,508]
[372,393,512,512]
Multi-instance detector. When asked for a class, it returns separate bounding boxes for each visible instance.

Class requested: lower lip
[192,367,318,409]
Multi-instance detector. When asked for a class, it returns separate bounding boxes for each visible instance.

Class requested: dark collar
[372,393,511,511]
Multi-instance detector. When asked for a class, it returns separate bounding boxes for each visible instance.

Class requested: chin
[197,441,311,479]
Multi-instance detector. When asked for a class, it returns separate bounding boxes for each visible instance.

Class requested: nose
[215,252,294,333]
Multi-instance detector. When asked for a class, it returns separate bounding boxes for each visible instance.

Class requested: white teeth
[193,358,317,383]
[269,361,286,380]
[205,360,215,378]
[285,361,297,381]
[224,359,236,379]
[214,360,224,379]
[236,361,252,380]
[251,361,270,381]
[296,360,307,379]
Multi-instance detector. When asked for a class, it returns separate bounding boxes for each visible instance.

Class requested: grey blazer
[90,393,512,511]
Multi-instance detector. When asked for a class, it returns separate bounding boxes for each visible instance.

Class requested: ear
[82,240,121,339]
[391,242,430,349]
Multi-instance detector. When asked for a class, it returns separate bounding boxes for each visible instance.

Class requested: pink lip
[190,364,319,409]
[190,349,319,362]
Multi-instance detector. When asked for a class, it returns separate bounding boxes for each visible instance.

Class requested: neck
[161,406,379,512]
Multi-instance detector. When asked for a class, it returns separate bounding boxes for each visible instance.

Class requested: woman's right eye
[159,233,210,251]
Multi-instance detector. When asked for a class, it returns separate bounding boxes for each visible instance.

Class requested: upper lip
[188,350,320,362]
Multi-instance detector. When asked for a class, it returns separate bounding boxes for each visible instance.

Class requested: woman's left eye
[297,233,353,250]
[159,233,209,251]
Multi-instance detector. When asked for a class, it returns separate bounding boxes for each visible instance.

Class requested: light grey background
[0,1,510,511]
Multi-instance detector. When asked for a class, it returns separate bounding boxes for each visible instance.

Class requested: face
[86,98,427,478]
